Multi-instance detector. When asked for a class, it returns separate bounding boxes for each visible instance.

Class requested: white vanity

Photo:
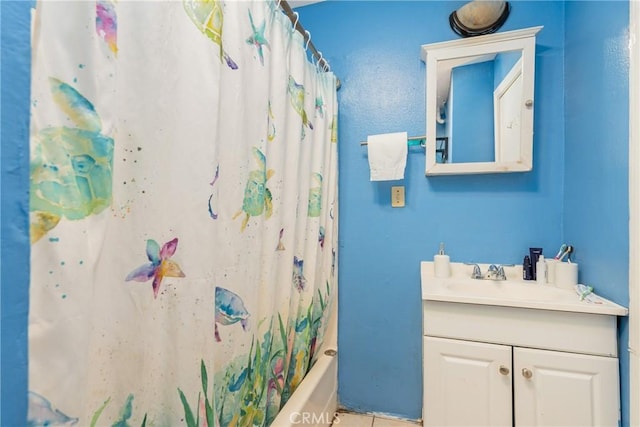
[421,261,628,426]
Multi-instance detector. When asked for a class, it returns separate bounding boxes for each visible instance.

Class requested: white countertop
[421,261,628,316]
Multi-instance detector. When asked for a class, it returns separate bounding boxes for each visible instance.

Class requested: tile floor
[332,411,421,427]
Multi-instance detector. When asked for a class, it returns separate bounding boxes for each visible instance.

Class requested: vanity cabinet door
[513,347,620,426]
[423,336,512,427]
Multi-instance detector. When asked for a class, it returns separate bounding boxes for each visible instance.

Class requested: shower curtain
[28,1,338,426]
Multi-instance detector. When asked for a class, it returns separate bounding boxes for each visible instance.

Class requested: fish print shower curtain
[28,1,338,425]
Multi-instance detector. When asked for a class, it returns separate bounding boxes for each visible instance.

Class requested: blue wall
[302,1,630,423]
[451,61,495,163]
[564,1,630,424]
[1,1,32,425]
[494,50,522,88]
[300,0,567,420]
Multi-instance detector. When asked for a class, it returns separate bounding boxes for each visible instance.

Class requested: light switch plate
[391,186,405,207]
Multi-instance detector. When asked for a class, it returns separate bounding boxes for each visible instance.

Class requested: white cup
[555,262,578,290]
[434,254,451,278]
[546,259,559,285]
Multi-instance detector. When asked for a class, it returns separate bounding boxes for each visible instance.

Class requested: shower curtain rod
[279,0,342,90]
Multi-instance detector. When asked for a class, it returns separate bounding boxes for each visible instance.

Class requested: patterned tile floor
[332,411,422,427]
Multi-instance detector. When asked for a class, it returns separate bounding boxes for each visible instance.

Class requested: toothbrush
[575,284,594,301]
[554,244,567,260]
[558,245,573,262]
[565,245,574,262]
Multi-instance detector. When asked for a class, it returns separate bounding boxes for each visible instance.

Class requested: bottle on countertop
[529,247,543,280]
[536,255,547,285]
[523,255,533,280]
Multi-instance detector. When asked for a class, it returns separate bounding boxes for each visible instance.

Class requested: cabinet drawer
[423,300,618,357]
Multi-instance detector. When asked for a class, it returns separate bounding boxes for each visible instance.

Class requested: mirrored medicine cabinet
[421,26,542,175]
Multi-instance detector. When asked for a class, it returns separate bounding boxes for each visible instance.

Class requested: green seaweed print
[211,281,333,427]
[213,327,277,427]
[89,394,148,427]
[30,78,114,243]
[284,281,332,396]
[178,360,214,427]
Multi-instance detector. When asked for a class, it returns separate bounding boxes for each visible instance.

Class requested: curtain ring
[317,51,330,72]
[304,30,311,51]
[291,11,299,33]
[274,0,283,17]
[317,51,325,71]
[319,52,330,72]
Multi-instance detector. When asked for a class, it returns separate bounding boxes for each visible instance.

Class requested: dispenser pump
[439,242,446,255]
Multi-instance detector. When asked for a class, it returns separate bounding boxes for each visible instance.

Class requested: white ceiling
[290,0,324,8]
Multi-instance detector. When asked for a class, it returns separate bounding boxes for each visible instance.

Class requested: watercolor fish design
[96,0,118,56]
[267,101,276,141]
[315,96,324,118]
[232,147,274,231]
[318,226,325,248]
[330,115,338,143]
[215,286,250,342]
[287,76,313,131]
[276,228,285,251]
[292,256,306,292]
[208,164,219,219]
[331,248,336,277]
[183,0,238,69]
[246,10,270,65]
[308,173,322,217]
[30,78,114,243]
[125,238,185,298]
[28,391,78,426]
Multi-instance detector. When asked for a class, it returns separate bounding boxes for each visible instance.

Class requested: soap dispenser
[434,242,451,278]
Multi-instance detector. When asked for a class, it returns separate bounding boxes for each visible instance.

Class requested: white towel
[367,132,408,181]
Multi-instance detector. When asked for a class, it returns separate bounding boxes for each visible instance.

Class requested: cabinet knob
[499,365,510,376]
[522,368,533,379]
[525,99,534,108]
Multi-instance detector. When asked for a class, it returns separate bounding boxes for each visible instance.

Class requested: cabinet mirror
[421,26,542,175]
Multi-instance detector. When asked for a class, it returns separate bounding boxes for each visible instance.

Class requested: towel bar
[360,135,426,146]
